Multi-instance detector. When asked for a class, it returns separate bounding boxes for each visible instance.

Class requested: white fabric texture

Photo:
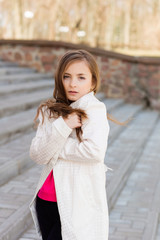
[29,91,110,240]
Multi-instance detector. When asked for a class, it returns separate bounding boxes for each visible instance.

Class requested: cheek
[62,80,68,88]
[82,80,92,88]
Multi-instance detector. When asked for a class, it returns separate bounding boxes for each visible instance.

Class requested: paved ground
[109,117,160,240]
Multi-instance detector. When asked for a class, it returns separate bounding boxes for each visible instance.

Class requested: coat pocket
[80,167,105,211]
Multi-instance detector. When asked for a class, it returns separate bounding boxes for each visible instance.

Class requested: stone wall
[0,39,160,110]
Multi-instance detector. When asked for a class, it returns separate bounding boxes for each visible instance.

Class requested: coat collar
[69,91,94,108]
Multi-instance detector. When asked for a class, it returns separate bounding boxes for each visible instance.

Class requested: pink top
[38,169,57,202]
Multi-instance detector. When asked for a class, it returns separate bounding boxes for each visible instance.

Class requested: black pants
[35,195,62,240]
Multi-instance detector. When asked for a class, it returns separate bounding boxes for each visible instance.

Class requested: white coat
[29,91,110,240]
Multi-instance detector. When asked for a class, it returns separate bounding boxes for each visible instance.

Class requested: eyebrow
[64,73,86,75]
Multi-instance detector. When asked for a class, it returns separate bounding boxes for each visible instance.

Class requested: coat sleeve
[29,106,73,165]
[58,101,110,164]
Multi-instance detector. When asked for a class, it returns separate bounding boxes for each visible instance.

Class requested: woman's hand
[63,112,82,129]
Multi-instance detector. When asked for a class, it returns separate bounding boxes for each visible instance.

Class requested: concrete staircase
[0,59,159,240]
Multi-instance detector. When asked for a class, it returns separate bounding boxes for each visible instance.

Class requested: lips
[69,91,78,93]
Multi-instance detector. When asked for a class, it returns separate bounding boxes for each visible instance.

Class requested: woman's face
[62,60,94,102]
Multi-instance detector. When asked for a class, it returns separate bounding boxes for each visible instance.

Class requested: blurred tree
[0,0,160,54]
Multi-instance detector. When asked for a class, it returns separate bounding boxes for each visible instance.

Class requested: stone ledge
[0,39,160,65]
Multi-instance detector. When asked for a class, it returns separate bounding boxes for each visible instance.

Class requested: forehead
[64,60,90,73]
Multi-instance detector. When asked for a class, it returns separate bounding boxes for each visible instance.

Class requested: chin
[68,97,77,101]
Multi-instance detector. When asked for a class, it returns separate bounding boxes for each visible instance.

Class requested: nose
[69,78,77,87]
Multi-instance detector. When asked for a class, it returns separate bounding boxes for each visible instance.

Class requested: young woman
[29,49,130,240]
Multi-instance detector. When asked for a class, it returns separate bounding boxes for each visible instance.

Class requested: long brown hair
[33,49,132,142]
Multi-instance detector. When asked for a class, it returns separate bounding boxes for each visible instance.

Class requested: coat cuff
[52,116,72,138]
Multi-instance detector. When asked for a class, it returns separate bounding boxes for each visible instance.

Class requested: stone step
[0,88,54,118]
[0,131,35,187]
[0,60,19,67]
[0,108,39,145]
[0,79,54,96]
[0,72,53,85]
[95,91,107,101]
[105,109,159,210]
[17,107,158,240]
[155,217,160,240]
[0,93,107,184]
[103,98,124,111]
[0,92,116,239]
[0,164,42,240]
[0,97,124,186]
[1,101,145,239]
[0,66,36,75]
[107,103,144,146]
[0,92,122,145]
[19,224,38,240]
[108,114,160,240]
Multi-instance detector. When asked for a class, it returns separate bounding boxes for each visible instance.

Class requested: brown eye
[63,75,69,79]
